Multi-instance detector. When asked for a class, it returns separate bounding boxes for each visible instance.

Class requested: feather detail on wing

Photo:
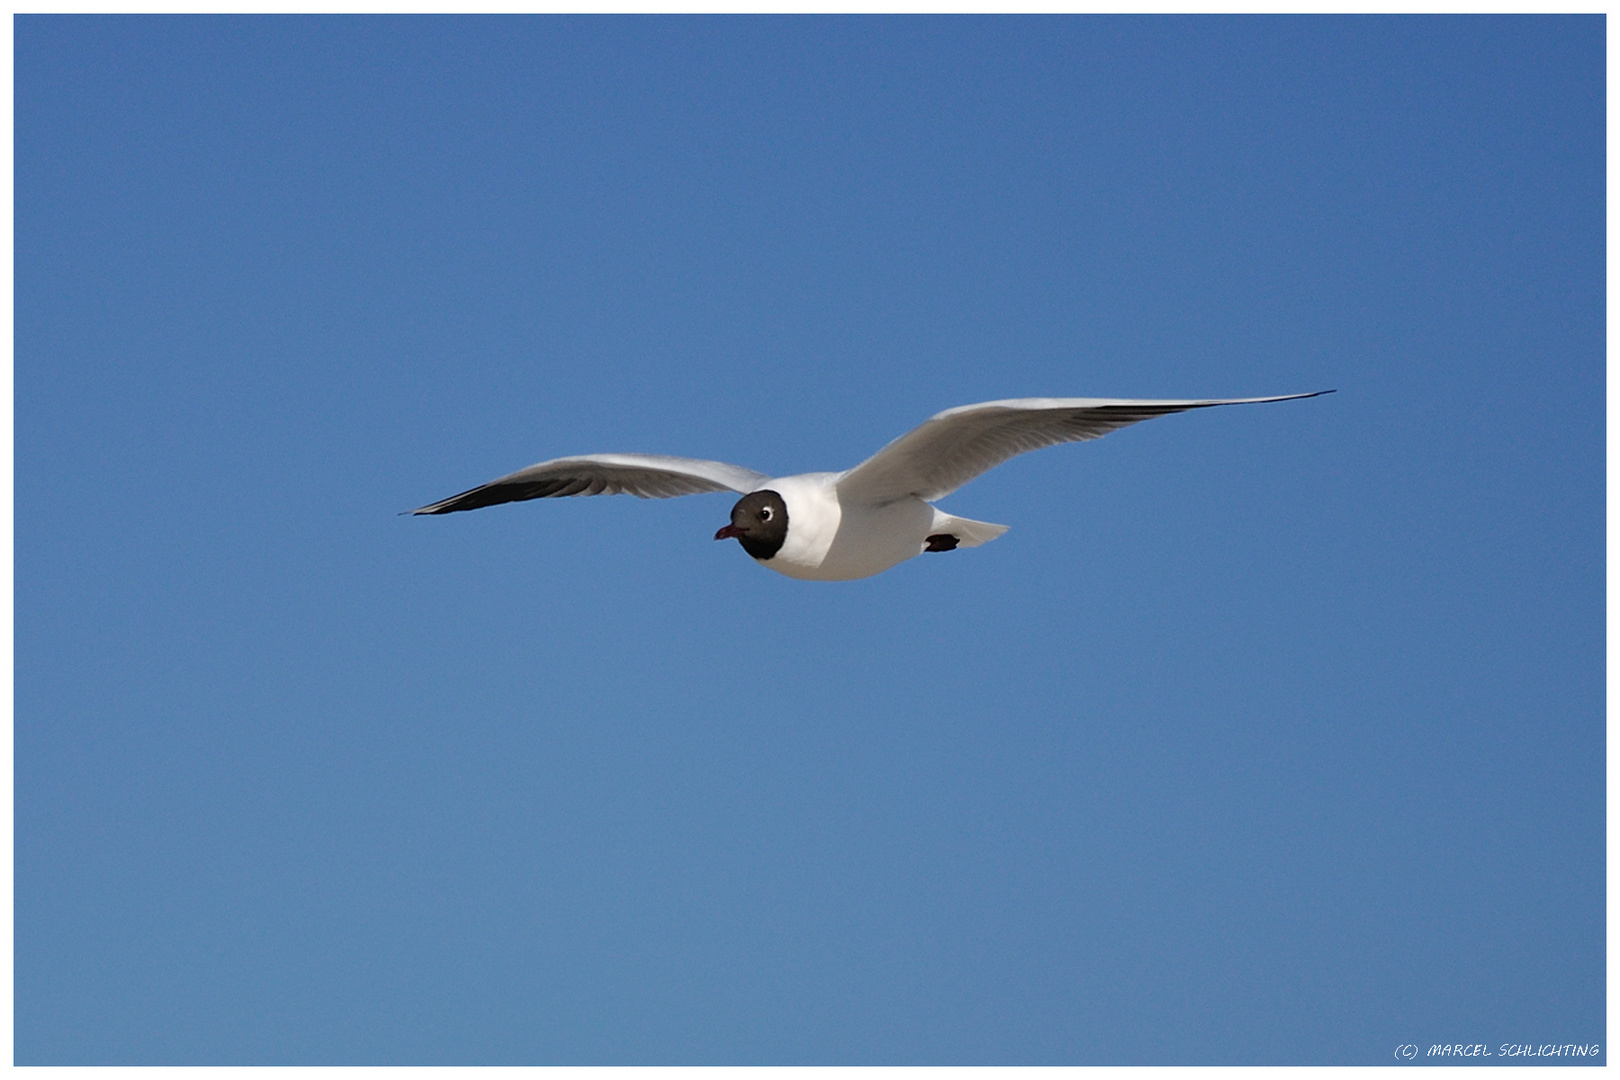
[413,453,772,515]
[837,392,1333,504]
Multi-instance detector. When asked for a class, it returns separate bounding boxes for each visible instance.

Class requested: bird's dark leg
[924,534,960,552]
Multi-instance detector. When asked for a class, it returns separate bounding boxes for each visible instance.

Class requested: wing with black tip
[413,453,772,515]
[837,392,1333,504]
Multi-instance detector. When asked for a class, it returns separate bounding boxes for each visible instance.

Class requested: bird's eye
[760,508,772,520]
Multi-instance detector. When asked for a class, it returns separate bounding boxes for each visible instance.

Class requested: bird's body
[415,393,1331,581]
[746,475,1001,581]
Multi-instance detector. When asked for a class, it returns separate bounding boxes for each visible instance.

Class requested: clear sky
[15,15,1604,1066]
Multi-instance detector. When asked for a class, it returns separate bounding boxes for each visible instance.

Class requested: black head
[714,489,789,561]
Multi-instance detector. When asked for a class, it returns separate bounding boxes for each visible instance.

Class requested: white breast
[754,473,935,581]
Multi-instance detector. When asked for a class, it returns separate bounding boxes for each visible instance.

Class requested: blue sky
[15,16,1603,1065]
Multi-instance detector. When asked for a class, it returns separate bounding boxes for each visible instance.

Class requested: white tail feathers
[928,510,1010,549]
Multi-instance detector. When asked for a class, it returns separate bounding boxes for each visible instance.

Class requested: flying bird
[414,392,1332,581]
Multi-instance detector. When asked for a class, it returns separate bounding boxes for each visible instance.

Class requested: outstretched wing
[837,392,1333,504]
[413,453,771,515]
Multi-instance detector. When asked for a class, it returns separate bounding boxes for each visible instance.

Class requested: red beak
[714,524,743,541]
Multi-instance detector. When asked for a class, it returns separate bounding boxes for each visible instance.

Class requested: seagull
[414,392,1332,581]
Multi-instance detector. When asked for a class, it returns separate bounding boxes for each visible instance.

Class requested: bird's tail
[928,510,1010,549]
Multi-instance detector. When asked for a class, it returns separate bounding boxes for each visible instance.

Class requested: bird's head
[715,490,789,560]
